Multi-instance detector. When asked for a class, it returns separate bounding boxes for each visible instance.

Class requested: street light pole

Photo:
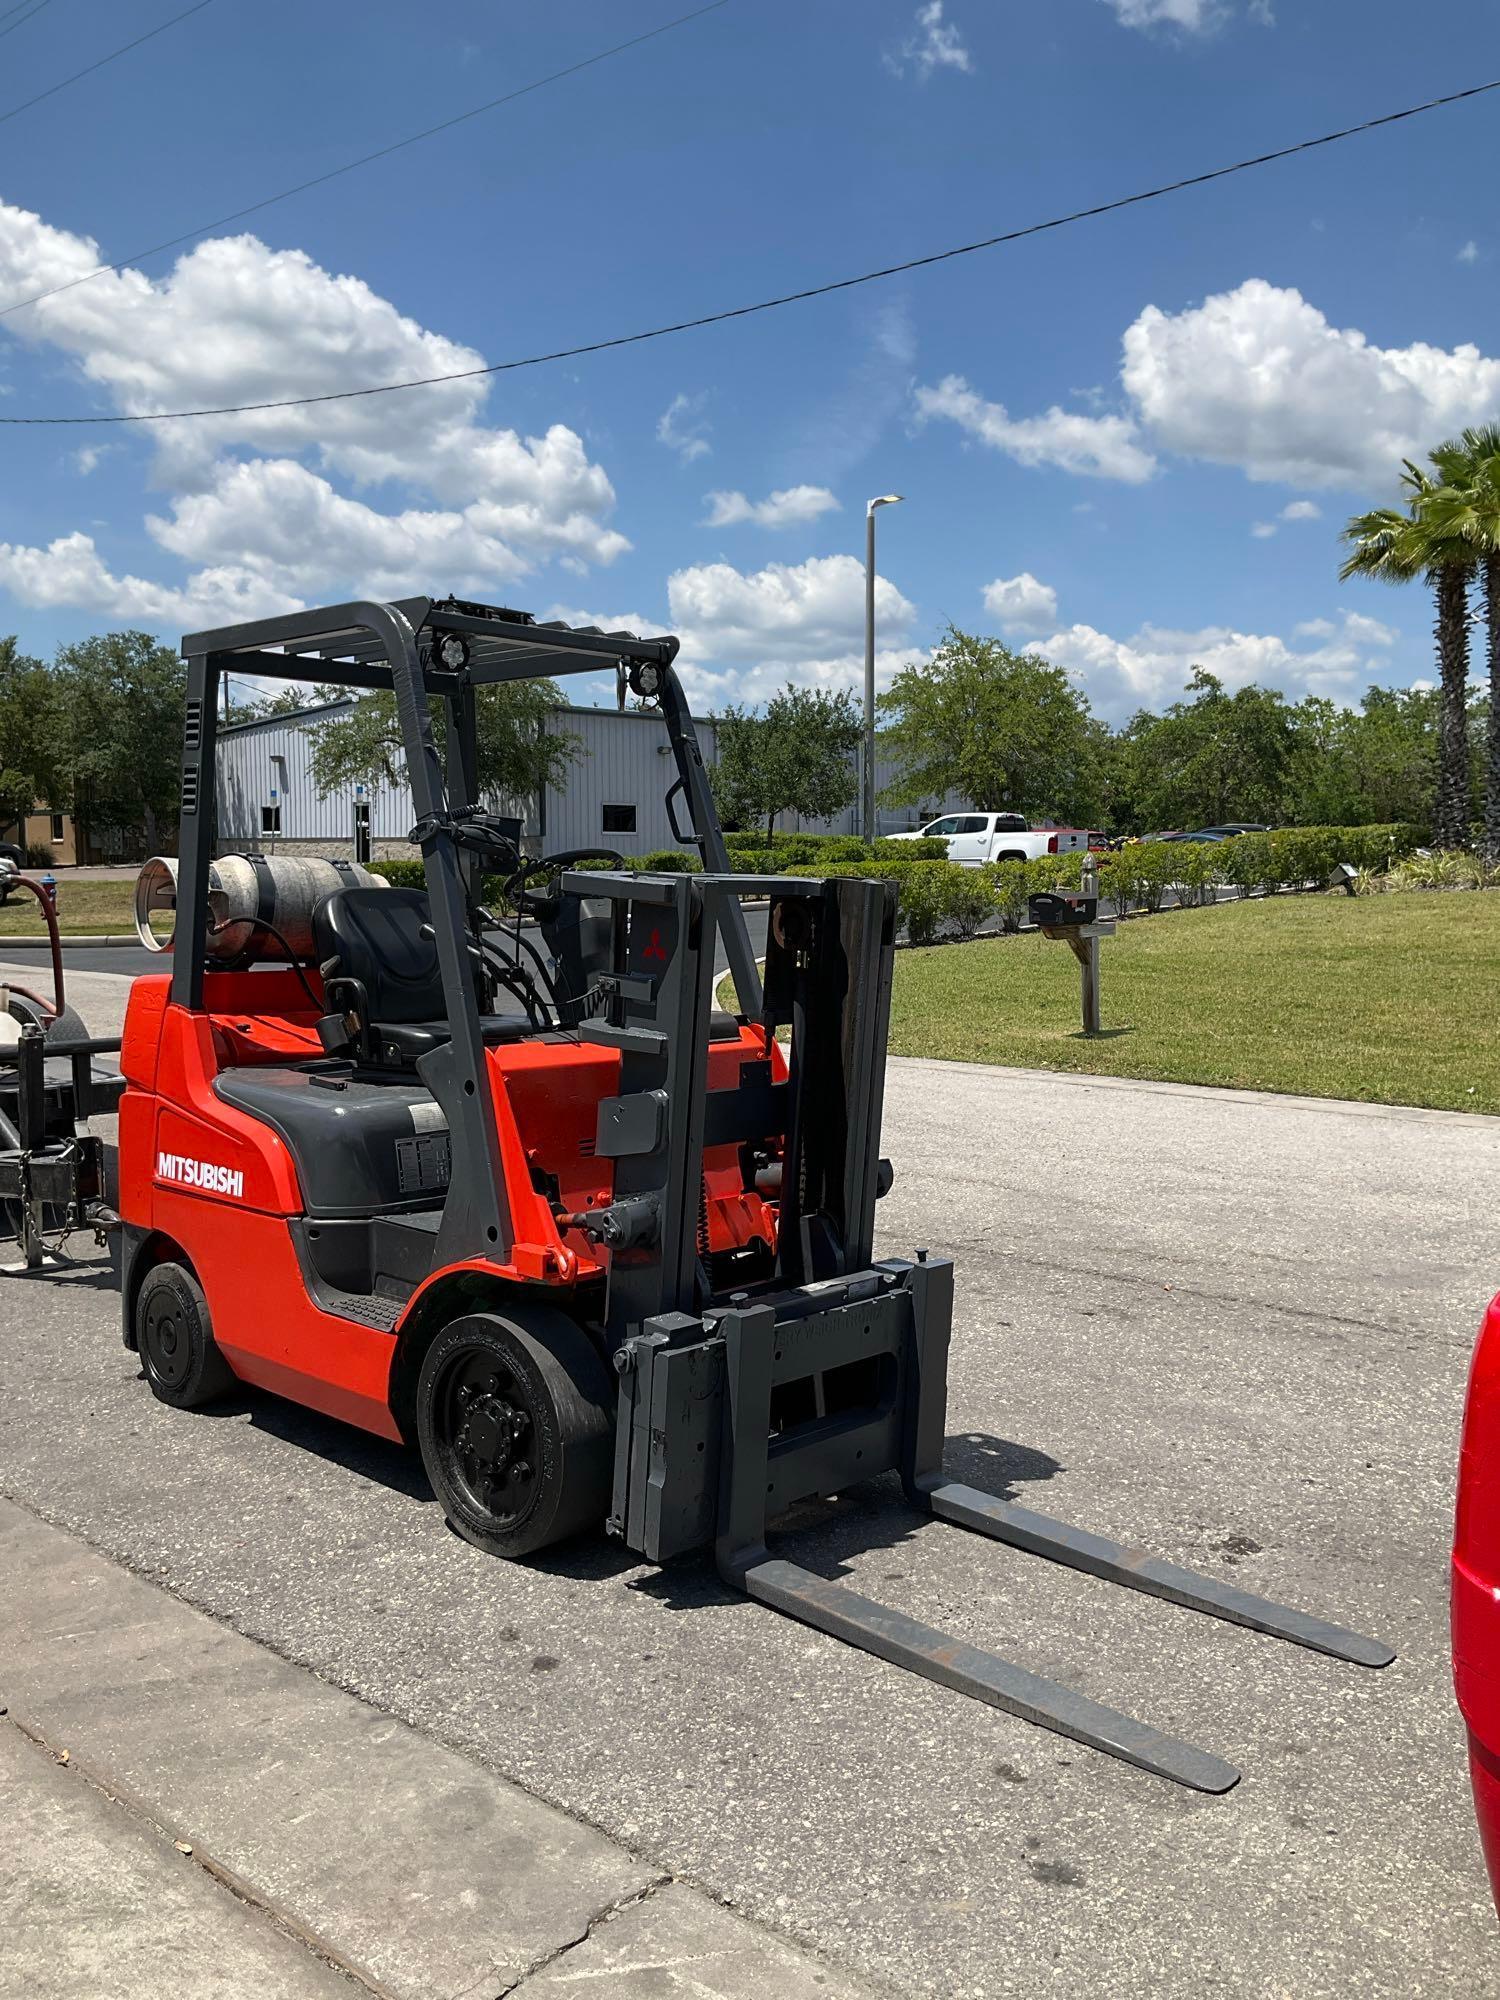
[863,493,903,844]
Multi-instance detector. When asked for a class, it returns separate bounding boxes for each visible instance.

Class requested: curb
[0,934,146,949]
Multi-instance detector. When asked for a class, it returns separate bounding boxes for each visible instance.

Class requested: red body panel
[119,971,782,1442]
[1453,1291,1500,1907]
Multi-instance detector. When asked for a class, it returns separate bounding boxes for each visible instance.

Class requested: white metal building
[216,699,952,857]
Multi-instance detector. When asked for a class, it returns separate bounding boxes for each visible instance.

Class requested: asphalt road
[1,961,1496,1996]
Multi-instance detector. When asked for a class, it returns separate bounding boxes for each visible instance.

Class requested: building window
[261,804,282,835]
[49,813,64,843]
[602,803,636,834]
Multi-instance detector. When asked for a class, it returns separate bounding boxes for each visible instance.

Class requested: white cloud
[1253,499,1322,538]
[1342,611,1397,647]
[1460,240,1481,265]
[667,554,914,663]
[0,198,629,623]
[1121,278,1500,489]
[1100,0,1225,30]
[0,530,299,630]
[703,485,840,530]
[1028,609,1397,720]
[982,572,1059,635]
[914,374,1157,482]
[656,391,712,464]
[557,561,921,709]
[885,2,973,78]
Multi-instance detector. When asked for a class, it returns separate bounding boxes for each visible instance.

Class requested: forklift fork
[697,1260,1392,1795]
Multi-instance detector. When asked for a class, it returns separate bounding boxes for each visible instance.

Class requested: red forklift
[109,594,1391,1792]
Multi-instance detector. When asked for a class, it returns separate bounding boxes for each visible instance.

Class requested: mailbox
[1029,891,1098,929]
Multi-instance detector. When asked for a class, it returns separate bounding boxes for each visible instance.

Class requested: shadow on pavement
[627,1431,1065,1608]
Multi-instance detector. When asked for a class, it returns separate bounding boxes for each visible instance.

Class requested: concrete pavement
[0,1724,359,2000]
[0,1499,873,2000]
[1,958,1497,1994]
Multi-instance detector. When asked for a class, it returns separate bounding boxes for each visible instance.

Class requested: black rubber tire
[416,1306,615,1559]
[136,1262,236,1410]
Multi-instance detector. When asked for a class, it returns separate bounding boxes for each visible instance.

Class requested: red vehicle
[107,594,1394,1797]
[1454,1291,1500,1901]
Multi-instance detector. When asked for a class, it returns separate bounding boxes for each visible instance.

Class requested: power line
[0,0,47,25]
[0,0,733,323]
[0,1,54,44]
[0,0,218,132]
[3,73,1497,427]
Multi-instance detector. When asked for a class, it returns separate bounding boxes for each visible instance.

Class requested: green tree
[52,631,187,855]
[310,680,578,818]
[710,684,861,838]
[0,636,62,837]
[1110,670,1298,833]
[1418,426,1500,857]
[1285,686,1441,829]
[877,626,1104,823]
[1342,460,1474,847]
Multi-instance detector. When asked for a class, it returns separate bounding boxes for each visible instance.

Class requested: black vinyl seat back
[314,886,446,1030]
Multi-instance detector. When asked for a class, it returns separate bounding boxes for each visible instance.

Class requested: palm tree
[1420,426,1500,861]
[1342,461,1474,847]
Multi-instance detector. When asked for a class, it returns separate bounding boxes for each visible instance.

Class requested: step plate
[926,1484,1395,1669]
[741,1556,1239,1793]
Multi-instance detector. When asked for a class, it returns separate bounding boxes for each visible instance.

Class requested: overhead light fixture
[432,631,470,673]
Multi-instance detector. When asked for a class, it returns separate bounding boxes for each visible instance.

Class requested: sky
[1,0,1499,723]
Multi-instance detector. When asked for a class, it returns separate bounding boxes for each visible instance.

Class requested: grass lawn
[885,893,1500,1114]
[0,878,136,936]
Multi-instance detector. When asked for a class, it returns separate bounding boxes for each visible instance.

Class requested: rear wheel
[417,1306,614,1559]
[136,1261,235,1409]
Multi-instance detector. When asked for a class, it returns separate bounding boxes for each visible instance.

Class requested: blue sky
[1,0,1499,720]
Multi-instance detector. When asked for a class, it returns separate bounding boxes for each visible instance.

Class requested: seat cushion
[314,886,444,1025]
[372,1020,451,1064]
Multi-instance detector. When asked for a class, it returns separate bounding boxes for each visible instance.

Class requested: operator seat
[314,886,451,1066]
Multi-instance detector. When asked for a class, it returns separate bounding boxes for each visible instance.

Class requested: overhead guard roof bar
[184,598,678,690]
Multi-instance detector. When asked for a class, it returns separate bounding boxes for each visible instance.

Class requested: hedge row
[786,822,1428,943]
[373,823,1426,943]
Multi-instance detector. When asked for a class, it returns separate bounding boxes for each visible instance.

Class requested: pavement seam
[491,1878,670,1998]
[0,1702,388,1996]
[946,1241,1464,1347]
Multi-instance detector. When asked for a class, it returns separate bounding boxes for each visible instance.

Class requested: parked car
[885,813,1086,867]
[1160,825,1270,844]
[1455,1291,1500,1909]
[0,842,22,904]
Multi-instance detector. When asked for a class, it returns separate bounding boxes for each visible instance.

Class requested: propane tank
[134,853,390,960]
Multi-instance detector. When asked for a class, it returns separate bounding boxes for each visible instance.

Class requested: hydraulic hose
[5,876,64,1019]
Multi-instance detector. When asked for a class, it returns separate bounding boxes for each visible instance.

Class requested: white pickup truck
[885,813,1092,867]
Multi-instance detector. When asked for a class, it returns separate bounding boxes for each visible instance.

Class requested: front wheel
[416,1306,615,1559]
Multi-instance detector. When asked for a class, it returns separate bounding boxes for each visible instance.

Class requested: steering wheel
[504,847,626,922]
